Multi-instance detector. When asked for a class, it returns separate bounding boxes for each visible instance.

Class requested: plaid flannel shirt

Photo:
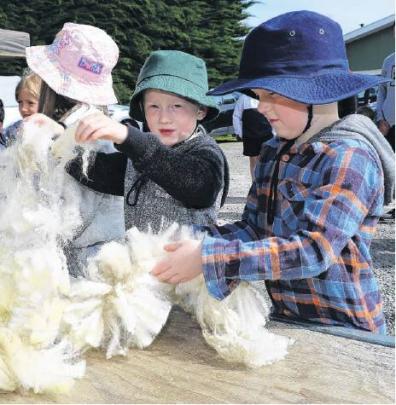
[201,135,386,334]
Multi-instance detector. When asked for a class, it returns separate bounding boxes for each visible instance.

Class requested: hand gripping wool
[67,224,293,367]
[127,225,293,367]
[52,104,103,172]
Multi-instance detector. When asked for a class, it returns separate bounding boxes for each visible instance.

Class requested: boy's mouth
[159,129,175,136]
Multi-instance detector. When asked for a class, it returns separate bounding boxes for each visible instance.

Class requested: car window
[0,76,20,107]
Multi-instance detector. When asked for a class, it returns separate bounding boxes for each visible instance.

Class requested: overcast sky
[246,0,395,34]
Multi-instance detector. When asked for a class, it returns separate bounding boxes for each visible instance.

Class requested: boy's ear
[197,106,207,120]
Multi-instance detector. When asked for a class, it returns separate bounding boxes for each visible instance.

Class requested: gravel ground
[218,141,395,335]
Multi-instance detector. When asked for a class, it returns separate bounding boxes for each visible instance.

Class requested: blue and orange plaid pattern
[200,136,387,334]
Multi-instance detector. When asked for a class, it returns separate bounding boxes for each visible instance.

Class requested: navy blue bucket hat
[208,11,389,104]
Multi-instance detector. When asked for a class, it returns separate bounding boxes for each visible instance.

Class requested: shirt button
[282,155,290,162]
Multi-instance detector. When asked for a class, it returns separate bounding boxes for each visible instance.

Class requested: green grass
[214,134,238,143]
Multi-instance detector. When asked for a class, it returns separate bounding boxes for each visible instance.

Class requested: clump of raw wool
[67,224,293,368]
[51,104,103,174]
[63,226,178,359]
[0,328,85,394]
[128,225,293,367]
[0,120,88,393]
[175,277,293,367]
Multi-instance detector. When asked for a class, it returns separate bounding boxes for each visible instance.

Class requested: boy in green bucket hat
[74,50,229,233]
[129,50,219,124]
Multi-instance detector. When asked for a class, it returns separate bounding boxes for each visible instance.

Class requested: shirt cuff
[201,234,233,300]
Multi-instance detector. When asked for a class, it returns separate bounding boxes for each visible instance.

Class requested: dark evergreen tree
[0,0,255,102]
[187,0,253,88]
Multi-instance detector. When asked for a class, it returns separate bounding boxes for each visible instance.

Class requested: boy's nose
[257,99,271,114]
[158,108,172,123]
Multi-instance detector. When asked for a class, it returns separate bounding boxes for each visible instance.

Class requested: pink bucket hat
[26,22,119,105]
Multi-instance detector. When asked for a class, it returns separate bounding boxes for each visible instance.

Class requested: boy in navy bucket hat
[151,11,395,335]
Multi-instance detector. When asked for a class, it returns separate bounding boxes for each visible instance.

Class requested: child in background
[73,50,229,233]
[25,22,125,277]
[2,73,41,145]
[150,11,394,334]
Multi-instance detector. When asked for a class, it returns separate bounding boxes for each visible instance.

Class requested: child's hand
[151,239,203,284]
[24,113,65,136]
[75,112,128,144]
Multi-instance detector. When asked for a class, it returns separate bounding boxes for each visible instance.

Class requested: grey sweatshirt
[118,126,229,233]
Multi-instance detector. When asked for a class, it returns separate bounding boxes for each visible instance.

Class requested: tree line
[0,0,254,103]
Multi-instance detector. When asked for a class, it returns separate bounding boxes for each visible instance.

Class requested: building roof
[344,14,395,43]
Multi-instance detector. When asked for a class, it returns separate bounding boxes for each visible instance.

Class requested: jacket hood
[309,114,395,205]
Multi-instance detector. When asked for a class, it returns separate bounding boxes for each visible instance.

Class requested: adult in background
[376,52,395,151]
[232,93,273,179]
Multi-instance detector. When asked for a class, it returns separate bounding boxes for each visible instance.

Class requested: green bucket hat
[129,50,219,123]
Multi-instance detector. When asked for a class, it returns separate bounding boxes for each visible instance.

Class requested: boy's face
[143,89,207,146]
[253,89,308,139]
[18,89,39,119]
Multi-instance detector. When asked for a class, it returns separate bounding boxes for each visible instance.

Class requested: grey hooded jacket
[119,125,229,233]
[309,114,395,205]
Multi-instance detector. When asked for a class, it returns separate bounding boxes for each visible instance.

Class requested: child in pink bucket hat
[26,22,118,106]
[25,22,124,277]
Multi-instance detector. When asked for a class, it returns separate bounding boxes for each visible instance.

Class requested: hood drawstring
[268,139,295,225]
[126,174,148,206]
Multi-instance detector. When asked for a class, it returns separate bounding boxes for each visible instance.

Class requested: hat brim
[208,71,389,104]
[130,75,219,122]
[26,45,118,105]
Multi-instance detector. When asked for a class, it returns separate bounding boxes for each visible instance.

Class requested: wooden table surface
[1,307,394,404]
